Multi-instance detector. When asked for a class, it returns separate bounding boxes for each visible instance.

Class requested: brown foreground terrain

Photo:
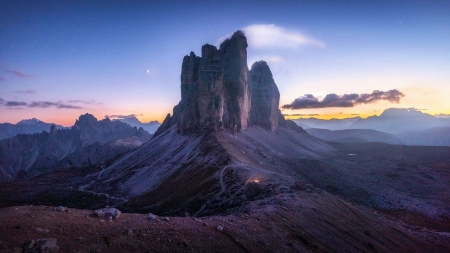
[1,184,449,253]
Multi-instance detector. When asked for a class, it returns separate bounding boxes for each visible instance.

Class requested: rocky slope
[0,114,151,181]
[0,118,64,141]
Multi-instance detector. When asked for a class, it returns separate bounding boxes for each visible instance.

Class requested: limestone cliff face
[155,31,251,135]
[249,61,280,131]
[155,31,290,137]
[220,31,251,131]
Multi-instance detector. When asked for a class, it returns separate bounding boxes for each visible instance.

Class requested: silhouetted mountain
[113,117,160,134]
[0,113,151,181]
[396,127,450,146]
[305,128,402,144]
[0,118,64,140]
[293,117,360,130]
[349,108,450,134]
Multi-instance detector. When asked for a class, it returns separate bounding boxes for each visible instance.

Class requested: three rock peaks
[155,31,282,136]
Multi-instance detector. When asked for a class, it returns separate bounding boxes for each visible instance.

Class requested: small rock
[203,222,208,227]
[37,238,58,252]
[12,247,22,253]
[216,225,223,232]
[94,208,121,219]
[126,229,133,236]
[22,238,58,253]
[23,239,35,250]
[147,213,157,220]
[163,217,170,222]
[53,206,67,212]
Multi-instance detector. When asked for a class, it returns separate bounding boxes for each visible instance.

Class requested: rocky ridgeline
[0,118,64,141]
[155,31,286,136]
[0,114,152,181]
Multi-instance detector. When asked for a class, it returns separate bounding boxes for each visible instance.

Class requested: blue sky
[1,0,449,125]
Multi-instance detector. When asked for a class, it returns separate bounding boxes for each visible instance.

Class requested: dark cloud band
[105,114,143,119]
[0,98,82,109]
[282,89,404,109]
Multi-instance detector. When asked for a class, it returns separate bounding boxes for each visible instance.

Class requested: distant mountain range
[0,118,64,141]
[0,114,151,181]
[295,108,450,133]
[305,128,402,145]
[296,108,450,146]
[349,108,450,134]
[113,117,160,134]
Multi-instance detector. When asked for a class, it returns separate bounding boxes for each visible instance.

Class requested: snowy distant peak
[17,118,44,125]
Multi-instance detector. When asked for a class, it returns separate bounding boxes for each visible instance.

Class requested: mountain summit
[155,31,282,136]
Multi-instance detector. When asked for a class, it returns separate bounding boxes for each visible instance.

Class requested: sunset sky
[1,1,449,126]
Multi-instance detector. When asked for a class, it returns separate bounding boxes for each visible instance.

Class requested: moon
[146,69,150,73]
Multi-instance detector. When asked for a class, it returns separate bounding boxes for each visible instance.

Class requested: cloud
[28,101,55,108]
[105,114,143,119]
[0,98,82,109]
[5,101,28,106]
[57,104,83,109]
[282,89,404,109]
[27,101,82,109]
[5,69,35,78]
[282,113,319,116]
[0,63,36,78]
[218,24,325,49]
[14,90,36,94]
[68,99,103,105]
[435,113,450,118]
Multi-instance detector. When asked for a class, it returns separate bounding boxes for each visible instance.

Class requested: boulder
[94,207,121,220]
[147,213,157,220]
[23,238,58,253]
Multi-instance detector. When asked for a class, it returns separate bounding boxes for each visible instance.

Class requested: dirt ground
[1,188,449,253]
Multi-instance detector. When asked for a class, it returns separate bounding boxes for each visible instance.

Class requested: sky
[1,0,449,126]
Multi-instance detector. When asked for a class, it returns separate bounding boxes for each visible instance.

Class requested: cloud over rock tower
[154,30,282,136]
